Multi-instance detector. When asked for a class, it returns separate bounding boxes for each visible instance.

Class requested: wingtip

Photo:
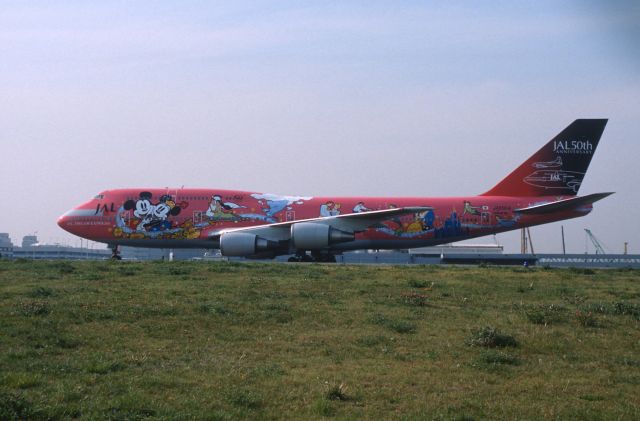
[584,192,614,202]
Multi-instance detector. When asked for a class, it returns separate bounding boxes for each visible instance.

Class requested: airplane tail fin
[481,119,608,197]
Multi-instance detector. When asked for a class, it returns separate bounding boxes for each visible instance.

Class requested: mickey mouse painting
[123,192,182,232]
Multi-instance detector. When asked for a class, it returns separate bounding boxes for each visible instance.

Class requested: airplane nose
[57,210,74,233]
[58,199,101,238]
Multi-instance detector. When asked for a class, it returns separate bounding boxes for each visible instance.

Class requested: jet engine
[291,222,355,250]
[220,232,277,257]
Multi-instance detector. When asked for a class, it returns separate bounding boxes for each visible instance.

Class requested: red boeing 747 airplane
[58,119,612,261]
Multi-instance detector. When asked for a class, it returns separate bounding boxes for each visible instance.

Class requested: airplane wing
[207,206,432,241]
[514,192,613,215]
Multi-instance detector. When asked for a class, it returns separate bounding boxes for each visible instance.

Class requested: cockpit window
[94,194,104,200]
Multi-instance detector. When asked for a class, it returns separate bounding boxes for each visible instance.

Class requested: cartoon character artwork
[492,205,514,227]
[404,212,427,233]
[205,195,245,221]
[320,201,341,217]
[394,209,435,234]
[374,206,470,239]
[462,201,481,216]
[123,192,182,232]
[241,193,312,223]
[374,206,437,238]
[113,191,201,240]
[377,203,401,233]
[352,202,372,213]
[422,209,435,229]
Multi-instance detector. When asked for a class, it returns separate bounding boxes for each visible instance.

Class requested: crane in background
[520,228,535,254]
[584,228,606,254]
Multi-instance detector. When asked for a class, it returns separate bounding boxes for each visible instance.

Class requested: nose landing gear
[110,244,122,260]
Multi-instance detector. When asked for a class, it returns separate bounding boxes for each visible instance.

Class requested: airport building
[119,246,208,261]
[1,233,638,268]
[6,235,108,260]
[14,244,112,260]
[22,235,38,248]
[0,234,209,261]
[0,233,13,259]
[409,244,504,255]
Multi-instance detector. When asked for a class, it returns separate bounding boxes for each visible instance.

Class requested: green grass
[0,260,639,419]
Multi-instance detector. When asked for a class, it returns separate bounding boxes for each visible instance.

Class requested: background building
[0,233,13,259]
[21,235,38,248]
[2,234,209,261]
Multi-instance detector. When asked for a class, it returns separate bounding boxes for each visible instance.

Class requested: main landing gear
[288,251,314,263]
[110,245,122,260]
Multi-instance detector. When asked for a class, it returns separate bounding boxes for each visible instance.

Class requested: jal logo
[553,139,593,154]
[95,202,116,215]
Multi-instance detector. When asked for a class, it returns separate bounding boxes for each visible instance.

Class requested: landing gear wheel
[110,245,122,260]
[288,251,313,263]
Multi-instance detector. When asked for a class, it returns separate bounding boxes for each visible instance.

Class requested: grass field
[1,260,639,420]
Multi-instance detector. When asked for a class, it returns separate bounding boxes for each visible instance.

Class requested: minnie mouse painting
[123,192,182,232]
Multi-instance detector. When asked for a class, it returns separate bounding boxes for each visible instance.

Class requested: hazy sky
[1,1,639,253]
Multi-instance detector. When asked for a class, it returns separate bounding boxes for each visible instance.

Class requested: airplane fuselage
[58,188,589,252]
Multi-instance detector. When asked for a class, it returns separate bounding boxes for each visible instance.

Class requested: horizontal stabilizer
[514,192,613,215]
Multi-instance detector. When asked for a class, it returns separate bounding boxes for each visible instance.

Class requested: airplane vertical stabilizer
[481,119,607,197]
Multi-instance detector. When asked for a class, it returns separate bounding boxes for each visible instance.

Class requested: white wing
[207,206,432,241]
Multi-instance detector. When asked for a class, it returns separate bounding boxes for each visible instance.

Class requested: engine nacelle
[291,222,355,250]
[220,232,277,257]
